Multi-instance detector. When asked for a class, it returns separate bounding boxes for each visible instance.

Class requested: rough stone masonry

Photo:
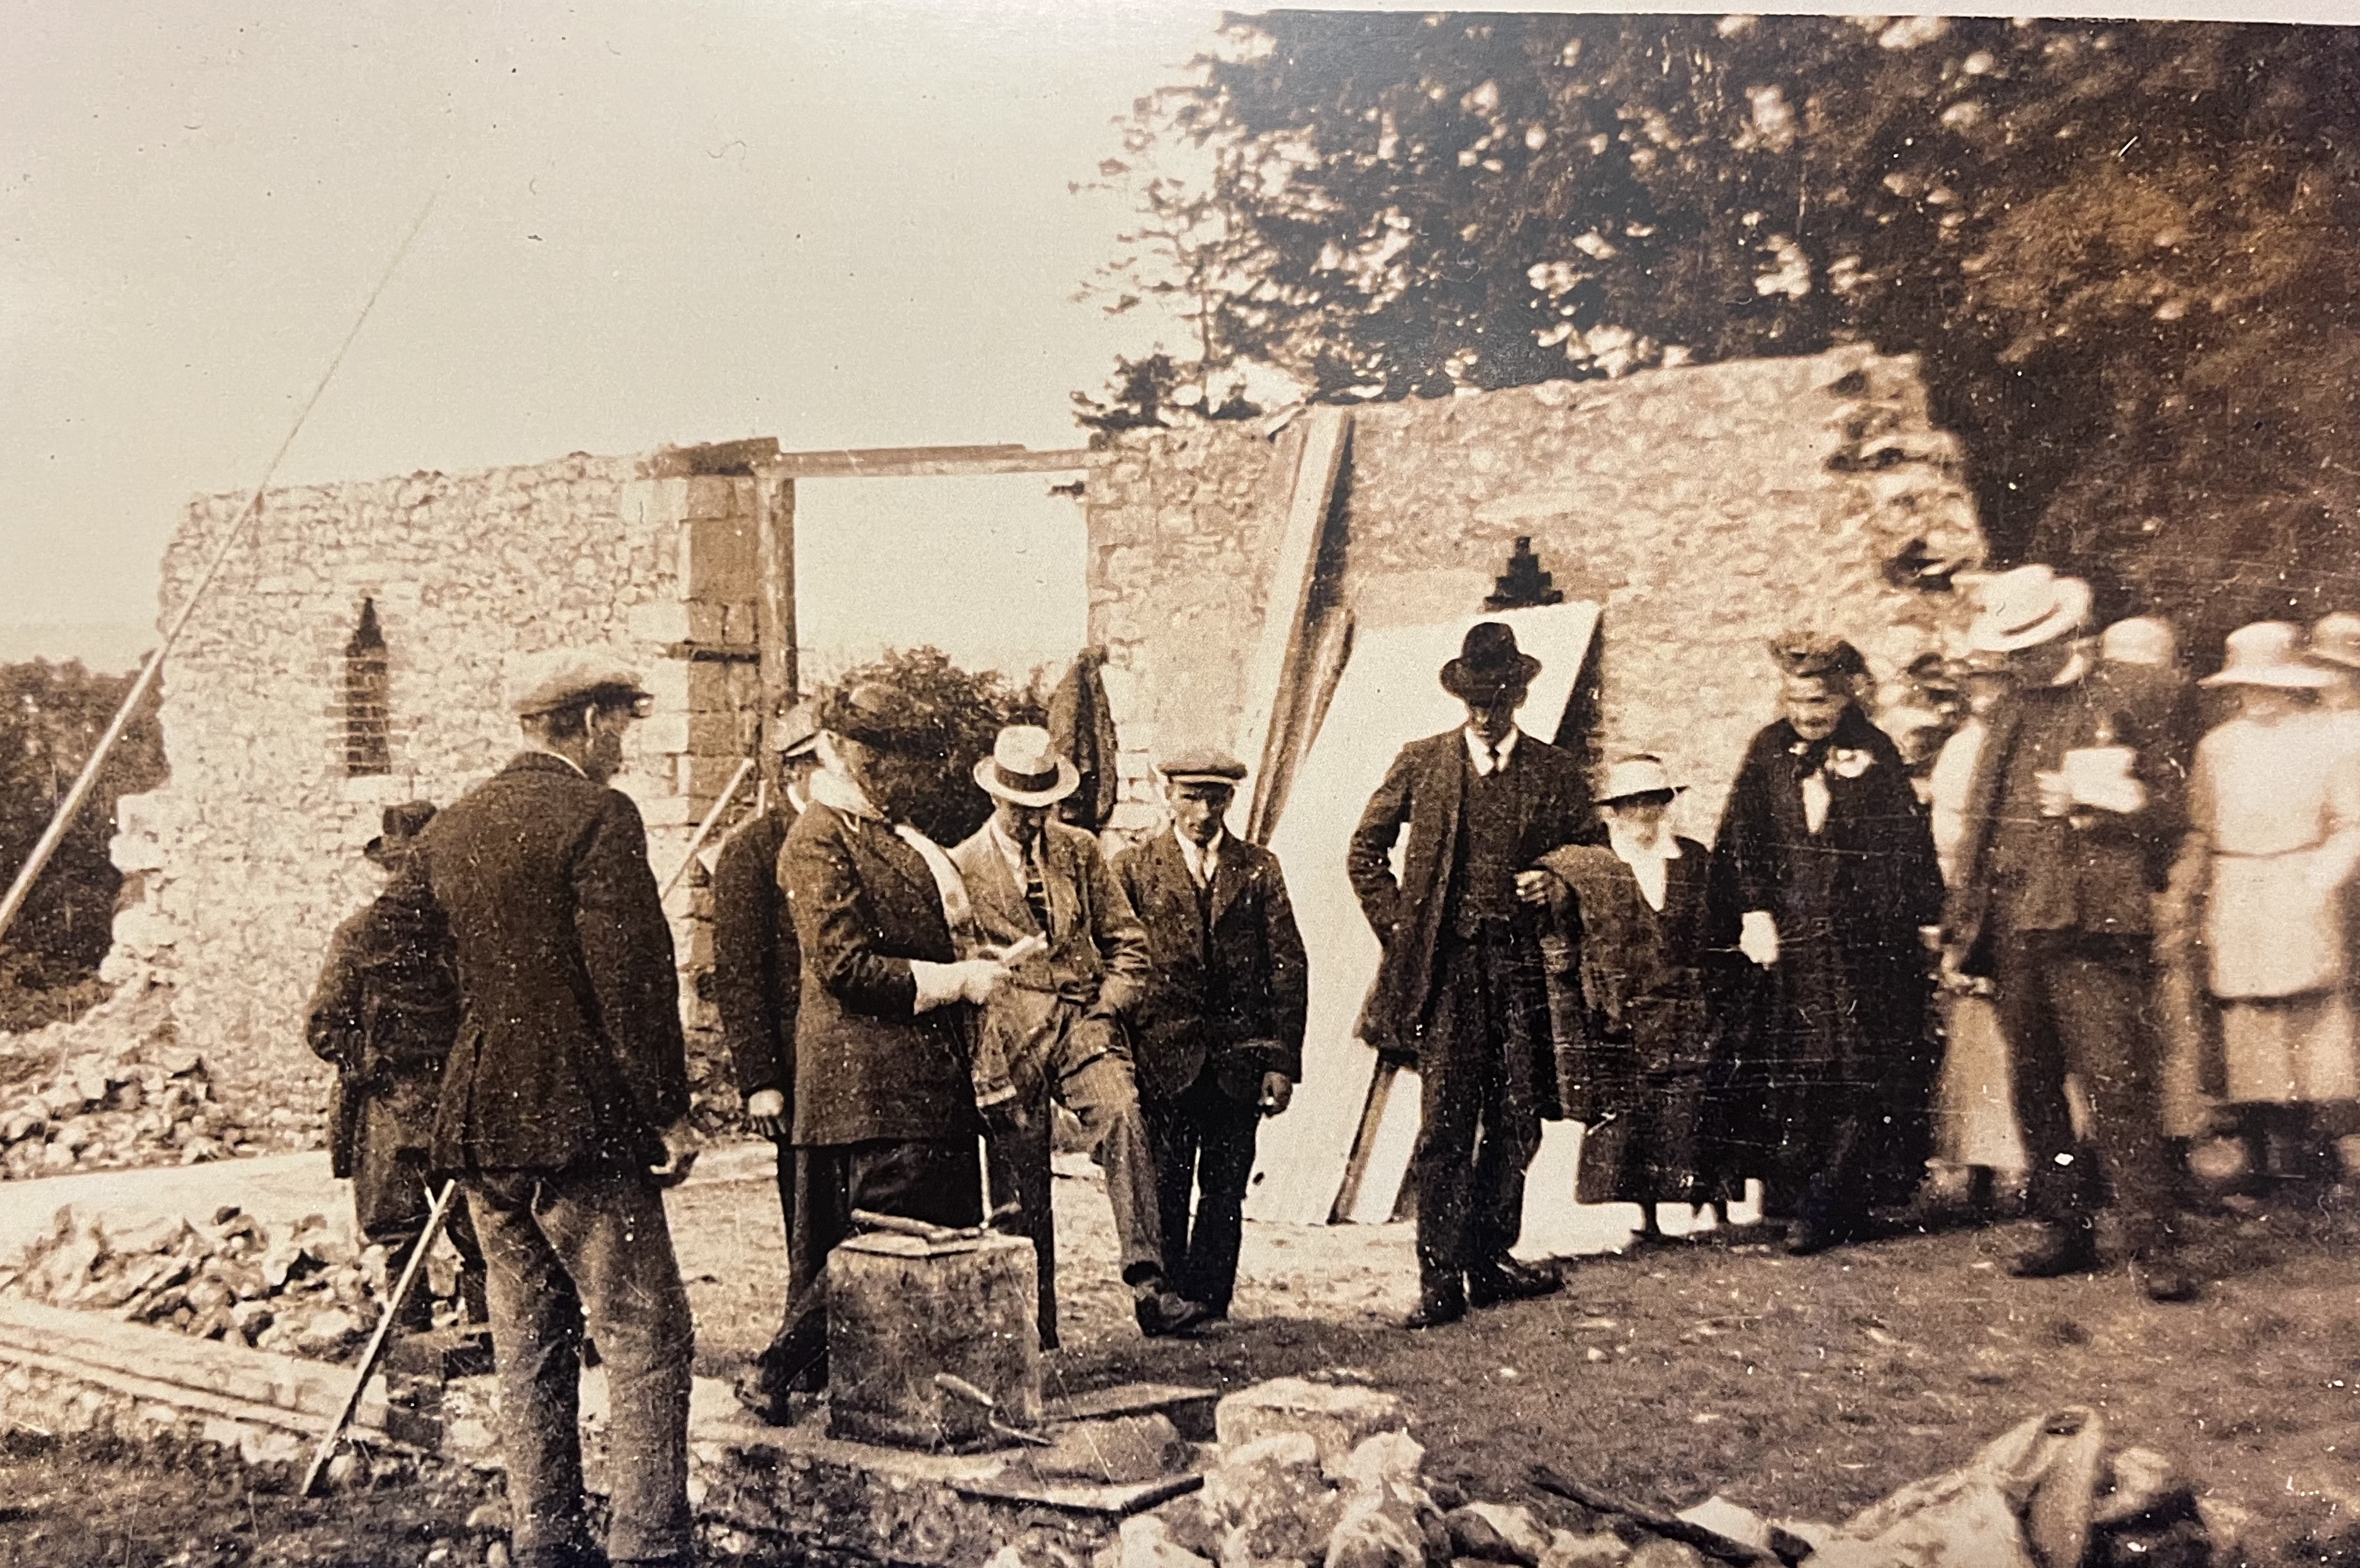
[93,345,1981,1148]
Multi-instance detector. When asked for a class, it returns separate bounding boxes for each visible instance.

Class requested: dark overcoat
[1346,729,1593,1065]
[304,890,463,1178]
[780,800,980,1147]
[407,752,688,1175]
[1114,830,1310,1104]
[711,807,798,1101]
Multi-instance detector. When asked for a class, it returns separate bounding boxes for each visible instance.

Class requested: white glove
[1739,910,1781,968]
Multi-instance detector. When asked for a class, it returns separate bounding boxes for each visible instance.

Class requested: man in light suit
[952,725,1209,1345]
[1115,746,1307,1322]
[1349,622,1591,1329]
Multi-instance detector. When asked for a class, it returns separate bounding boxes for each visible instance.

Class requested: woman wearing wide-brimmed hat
[2171,621,2360,1200]
[1532,755,1730,1243]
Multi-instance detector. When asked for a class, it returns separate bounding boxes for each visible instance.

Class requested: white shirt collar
[1174,823,1225,883]
[1464,725,1522,775]
[808,765,880,820]
[988,816,1040,875]
[523,742,588,778]
[2050,644,2093,689]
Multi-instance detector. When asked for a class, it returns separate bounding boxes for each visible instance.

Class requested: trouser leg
[1415,944,1488,1287]
[527,1168,697,1564]
[1998,935,2092,1231]
[987,1072,1060,1347]
[465,1175,595,1562]
[1058,1047,1167,1293]
[1184,1083,1262,1316]
[2049,941,2178,1257]
[1142,1092,1200,1296]
[355,1131,442,1333]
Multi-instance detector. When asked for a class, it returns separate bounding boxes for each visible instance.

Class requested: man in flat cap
[710,700,825,1269]
[389,649,697,1568]
[1115,746,1307,1322]
[1707,631,1943,1255]
[305,800,486,1336]
[1349,622,1590,1329]
[738,683,1013,1416]
[952,725,1208,1345]
[1945,566,2198,1302]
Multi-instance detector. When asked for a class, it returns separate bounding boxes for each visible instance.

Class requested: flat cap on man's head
[505,649,651,717]
[1157,746,1247,785]
[772,698,824,758]
[821,681,936,754]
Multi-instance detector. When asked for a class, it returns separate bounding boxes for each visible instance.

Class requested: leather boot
[1401,1274,1466,1330]
[1467,1255,1560,1308]
[2010,1221,2101,1279]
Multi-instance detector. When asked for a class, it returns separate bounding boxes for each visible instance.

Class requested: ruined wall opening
[341,598,391,777]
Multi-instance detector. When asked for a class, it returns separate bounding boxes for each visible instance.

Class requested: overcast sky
[1,0,1227,674]
[0,1,2329,675]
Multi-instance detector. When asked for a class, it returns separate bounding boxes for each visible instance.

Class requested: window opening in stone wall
[343,598,391,776]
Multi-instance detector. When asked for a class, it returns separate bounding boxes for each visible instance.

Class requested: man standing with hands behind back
[1116,747,1308,1324]
[398,650,698,1568]
[1350,622,1591,1330]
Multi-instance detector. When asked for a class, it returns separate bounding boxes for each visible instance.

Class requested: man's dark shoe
[2011,1224,2101,1279]
[1137,1291,1214,1338]
[1401,1279,1467,1330]
[1467,1255,1561,1308]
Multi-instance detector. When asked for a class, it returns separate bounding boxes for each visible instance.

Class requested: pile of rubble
[0,982,261,1179]
[1099,1380,2219,1568]
[1,1204,388,1362]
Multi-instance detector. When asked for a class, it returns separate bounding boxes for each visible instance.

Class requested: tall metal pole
[0,193,439,946]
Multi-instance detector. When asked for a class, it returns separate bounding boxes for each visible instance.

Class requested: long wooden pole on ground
[0,193,441,948]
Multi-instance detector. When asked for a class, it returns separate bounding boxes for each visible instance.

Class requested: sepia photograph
[3,1,2358,1562]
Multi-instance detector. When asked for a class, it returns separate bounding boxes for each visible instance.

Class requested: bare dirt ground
[10,1153,2360,1564]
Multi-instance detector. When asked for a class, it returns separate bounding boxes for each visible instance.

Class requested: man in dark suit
[1945,566,2200,1304]
[1348,622,1591,1328]
[736,682,1012,1420]
[304,799,486,1335]
[708,701,823,1284]
[950,725,1206,1346]
[1115,746,1308,1322]
[398,652,697,1568]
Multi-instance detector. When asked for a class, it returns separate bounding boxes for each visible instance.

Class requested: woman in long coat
[1708,634,1946,1253]
[2174,621,2360,1198]
[1536,756,1732,1241]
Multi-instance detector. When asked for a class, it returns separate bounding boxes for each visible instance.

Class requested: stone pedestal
[826,1231,1040,1451]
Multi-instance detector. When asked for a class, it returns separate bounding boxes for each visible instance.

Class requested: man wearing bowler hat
[391,650,698,1568]
[305,799,487,1335]
[1945,566,2199,1303]
[1115,746,1308,1321]
[952,725,1209,1344]
[1349,622,1592,1328]
[710,700,826,1259]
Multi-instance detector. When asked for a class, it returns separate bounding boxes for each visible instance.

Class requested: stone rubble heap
[1090,1380,2218,1568]
[2,1204,391,1363]
[0,979,279,1180]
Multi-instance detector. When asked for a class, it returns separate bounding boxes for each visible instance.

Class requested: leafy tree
[1090,14,2360,644]
[0,659,167,1016]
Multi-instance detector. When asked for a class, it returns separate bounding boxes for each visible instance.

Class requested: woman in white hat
[2173,621,2360,1200]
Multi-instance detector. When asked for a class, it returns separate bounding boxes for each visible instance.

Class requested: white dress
[2189,710,2360,1105]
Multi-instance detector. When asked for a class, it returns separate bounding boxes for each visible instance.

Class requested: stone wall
[105,454,769,1141]
[1084,345,1986,834]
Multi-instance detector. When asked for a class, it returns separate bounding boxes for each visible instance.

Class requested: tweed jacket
[782,798,981,1146]
[1115,828,1309,1104]
[305,887,464,1178]
[1946,659,2191,970]
[711,805,799,1100]
[1347,728,1593,1058]
[406,752,687,1175]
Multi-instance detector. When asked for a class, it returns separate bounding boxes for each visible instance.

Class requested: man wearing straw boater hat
[1349,622,1592,1329]
[305,799,487,1337]
[1944,567,2200,1303]
[393,649,698,1568]
[951,725,1211,1345]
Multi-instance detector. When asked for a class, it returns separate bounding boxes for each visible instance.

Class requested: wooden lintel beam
[753,446,1091,480]
[662,641,761,664]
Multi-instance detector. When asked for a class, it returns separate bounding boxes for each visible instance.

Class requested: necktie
[1022,849,1051,932]
[1483,741,1500,776]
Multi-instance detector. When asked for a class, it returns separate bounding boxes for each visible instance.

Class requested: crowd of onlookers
[293,563,2360,1566]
